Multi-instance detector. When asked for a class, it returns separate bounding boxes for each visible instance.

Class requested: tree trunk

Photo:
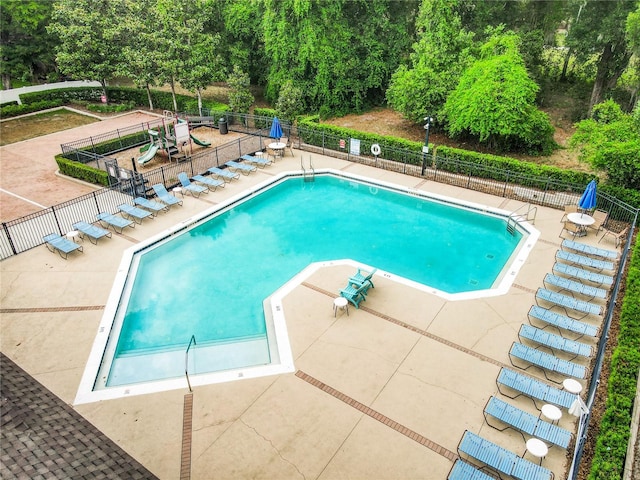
[197,88,203,116]
[1,73,11,90]
[170,77,178,112]
[146,83,154,110]
[100,79,109,104]
[561,47,572,81]
[588,44,613,114]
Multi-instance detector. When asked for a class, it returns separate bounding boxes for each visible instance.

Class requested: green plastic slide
[137,143,159,165]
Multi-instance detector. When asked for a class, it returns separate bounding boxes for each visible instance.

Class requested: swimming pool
[76,170,537,403]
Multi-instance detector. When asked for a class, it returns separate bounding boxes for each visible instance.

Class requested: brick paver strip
[296,370,458,462]
[0,353,157,479]
[179,393,194,480]
[0,305,104,314]
[302,282,504,368]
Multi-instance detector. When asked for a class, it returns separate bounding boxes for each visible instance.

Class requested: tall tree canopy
[565,0,638,113]
[262,0,418,117]
[386,0,474,124]
[444,28,555,154]
[0,0,55,89]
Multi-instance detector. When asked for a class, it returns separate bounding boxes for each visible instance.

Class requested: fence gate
[104,159,146,198]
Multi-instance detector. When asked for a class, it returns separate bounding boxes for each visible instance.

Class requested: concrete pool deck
[1,141,616,479]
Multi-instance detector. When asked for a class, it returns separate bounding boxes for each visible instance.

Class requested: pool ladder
[185,335,197,392]
[507,203,537,235]
[301,156,315,182]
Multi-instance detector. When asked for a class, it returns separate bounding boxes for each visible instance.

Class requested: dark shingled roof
[1,353,158,479]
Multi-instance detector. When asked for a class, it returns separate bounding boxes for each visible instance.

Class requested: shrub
[55,156,109,186]
[0,100,63,118]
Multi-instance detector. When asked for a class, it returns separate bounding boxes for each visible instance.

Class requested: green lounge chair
[339,282,371,309]
[348,267,377,289]
[43,233,83,259]
[72,221,112,245]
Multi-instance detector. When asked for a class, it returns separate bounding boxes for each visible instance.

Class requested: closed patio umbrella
[269,117,283,141]
[578,179,597,214]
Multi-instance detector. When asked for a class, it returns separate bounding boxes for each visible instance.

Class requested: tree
[48,0,127,103]
[569,99,640,189]
[565,0,638,113]
[443,28,556,154]
[386,0,474,123]
[0,0,56,89]
[275,79,304,123]
[227,65,254,114]
[263,0,418,116]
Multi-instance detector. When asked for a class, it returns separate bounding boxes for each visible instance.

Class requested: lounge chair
[72,221,112,245]
[543,273,608,300]
[118,204,153,224]
[241,154,272,168]
[282,137,294,157]
[191,174,225,191]
[509,342,587,381]
[447,459,495,480]
[535,288,604,318]
[561,239,618,260]
[599,226,630,248]
[552,262,613,288]
[225,161,257,175]
[556,250,615,272]
[588,209,608,234]
[177,172,208,197]
[518,324,593,359]
[208,166,240,182]
[43,233,83,259]
[496,367,576,410]
[528,305,599,339]
[348,267,377,289]
[339,282,371,309]
[134,197,169,215]
[96,212,134,234]
[483,396,572,448]
[152,184,183,207]
[457,430,553,480]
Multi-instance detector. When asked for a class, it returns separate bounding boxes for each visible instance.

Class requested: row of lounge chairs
[449,238,620,480]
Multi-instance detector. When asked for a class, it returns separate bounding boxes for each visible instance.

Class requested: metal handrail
[184,335,197,393]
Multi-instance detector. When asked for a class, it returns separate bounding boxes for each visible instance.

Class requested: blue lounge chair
[528,305,599,339]
[43,233,83,259]
[241,154,272,168]
[561,239,618,260]
[543,273,608,300]
[118,204,153,224]
[152,184,183,207]
[556,250,615,272]
[191,174,224,191]
[535,288,604,319]
[552,262,613,288]
[497,367,576,410]
[134,197,169,215]
[448,459,495,480]
[483,396,572,448]
[225,161,257,175]
[96,212,134,234]
[339,282,371,309]
[72,221,112,245]
[457,430,553,480]
[207,166,240,182]
[509,342,587,381]
[177,172,208,197]
[348,267,377,289]
[518,324,593,359]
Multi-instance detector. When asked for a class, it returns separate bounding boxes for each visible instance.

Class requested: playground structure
[137,112,212,165]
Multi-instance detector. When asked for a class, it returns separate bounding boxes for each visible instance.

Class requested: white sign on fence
[350,138,361,156]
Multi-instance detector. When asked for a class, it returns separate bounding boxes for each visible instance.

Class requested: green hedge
[1,100,18,107]
[56,155,109,186]
[589,238,640,480]
[21,87,102,104]
[0,99,64,118]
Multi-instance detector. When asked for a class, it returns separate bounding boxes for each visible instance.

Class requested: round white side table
[563,378,583,394]
[541,404,562,424]
[333,297,349,317]
[525,438,548,465]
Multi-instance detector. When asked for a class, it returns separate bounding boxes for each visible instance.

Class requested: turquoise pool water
[104,174,523,387]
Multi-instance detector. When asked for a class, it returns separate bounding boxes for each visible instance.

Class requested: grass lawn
[0,108,99,146]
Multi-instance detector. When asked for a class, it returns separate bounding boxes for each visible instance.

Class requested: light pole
[421,116,433,176]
